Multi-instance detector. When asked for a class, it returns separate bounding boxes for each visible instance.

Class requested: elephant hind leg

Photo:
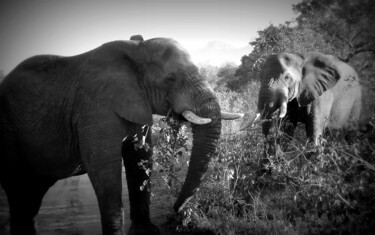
[2,176,56,235]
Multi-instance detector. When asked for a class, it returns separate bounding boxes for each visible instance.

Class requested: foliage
[173,117,375,235]
[236,0,375,91]
[256,117,375,234]
[152,115,191,196]
[293,0,375,62]
[234,54,259,83]
[290,0,375,121]
[198,62,256,93]
[150,3,375,233]
[151,89,375,234]
[0,70,4,83]
[236,23,333,86]
[215,62,237,91]
[198,63,219,87]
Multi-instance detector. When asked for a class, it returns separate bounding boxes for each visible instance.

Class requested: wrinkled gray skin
[256,52,361,151]
[0,36,222,235]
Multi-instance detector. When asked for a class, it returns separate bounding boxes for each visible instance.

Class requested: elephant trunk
[174,101,221,213]
[258,85,288,136]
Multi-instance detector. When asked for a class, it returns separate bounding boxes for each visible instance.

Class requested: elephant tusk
[239,112,261,131]
[221,112,244,120]
[279,101,287,118]
[182,111,212,125]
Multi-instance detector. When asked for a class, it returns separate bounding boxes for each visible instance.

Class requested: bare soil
[0,167,179,235]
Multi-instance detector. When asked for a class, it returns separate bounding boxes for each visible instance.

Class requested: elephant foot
[128,222,160,235]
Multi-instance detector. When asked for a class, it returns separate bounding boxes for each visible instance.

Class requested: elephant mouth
[260,93,288,120]
[263,107,282,120]
[240,104,283,131]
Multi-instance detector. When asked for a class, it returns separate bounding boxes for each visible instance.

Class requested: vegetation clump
[152,100,375,235]
[150,1,375,234]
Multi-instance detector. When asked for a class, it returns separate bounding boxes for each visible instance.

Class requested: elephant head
[79,36,242,212]
[241,52,341,135]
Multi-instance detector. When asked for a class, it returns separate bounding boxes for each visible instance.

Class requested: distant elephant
[0,35,242,235]
[241,52,362,147]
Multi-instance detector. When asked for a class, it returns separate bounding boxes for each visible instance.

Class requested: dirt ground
[0,167,179,235]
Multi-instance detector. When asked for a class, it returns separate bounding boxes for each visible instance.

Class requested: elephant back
[0,55,83,176]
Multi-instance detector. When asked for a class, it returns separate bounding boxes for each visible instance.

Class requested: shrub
[150,88,375,235]
[151,115,190,198]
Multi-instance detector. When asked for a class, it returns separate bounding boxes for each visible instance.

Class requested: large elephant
[0,35,242,235]
[242,52,362,148]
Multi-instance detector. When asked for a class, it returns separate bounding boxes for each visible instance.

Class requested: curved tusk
[279,101,287,118]
[239,112,261,131]
[221,111,244,120]
[182,111,212,125]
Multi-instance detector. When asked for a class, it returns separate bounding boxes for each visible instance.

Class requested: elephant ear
[78,41,152,126]
[297,53,341,106]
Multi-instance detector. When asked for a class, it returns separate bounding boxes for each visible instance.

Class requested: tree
[293,0,375,62]
[0,70,4,82]
[215,62,238,91]
[234,54,259,83]
[277,25,334,55]
[198,63,219,87]
[239,23,334,76]
[236,0,375,92]
[234,25,287,86]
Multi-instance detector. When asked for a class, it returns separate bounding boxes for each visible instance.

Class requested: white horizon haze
[0,0,300,75]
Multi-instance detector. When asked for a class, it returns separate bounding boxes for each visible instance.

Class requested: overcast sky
[0,0,300,74]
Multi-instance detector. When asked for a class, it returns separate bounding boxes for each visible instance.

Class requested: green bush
[150,89,375,235]
[171,120,375,235]
[151,115,190,197]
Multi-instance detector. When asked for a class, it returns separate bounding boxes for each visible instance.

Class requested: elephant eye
[164,73,176,87]
[283,74,292,85]
[302,67,306,76]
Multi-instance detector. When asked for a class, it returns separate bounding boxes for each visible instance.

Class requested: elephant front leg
[79,130,125,235]
[122,129,160,235]
[260,118,296,175]
[278,118,297,151]
[86,159,124,235]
